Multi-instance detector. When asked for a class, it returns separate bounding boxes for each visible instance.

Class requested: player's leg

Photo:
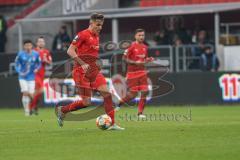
[56,85,92,127]
[97,84,115,123]
[60,68,92,114]
[30,76,43,115]
[138,91,148,118]
[119,91,138,106]
[61,86,92,113]
[95,73,124,130]
[55,68,92,127]
[115,77,138,110]
[137,75,149,118]
[27,80,36,115]
[19,79,31,116]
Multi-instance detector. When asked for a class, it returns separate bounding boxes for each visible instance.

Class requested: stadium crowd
[153,27,219,71]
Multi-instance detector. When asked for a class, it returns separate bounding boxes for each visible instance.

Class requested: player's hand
[34,69,38,73]
[146,57,155,63]
[81,63,90,72]
[96,59,102,70]
[42,56,48,63]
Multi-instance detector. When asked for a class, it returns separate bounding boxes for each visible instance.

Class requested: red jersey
[71,29,100,68]
[125,42,148,79]
[34,48,52,79]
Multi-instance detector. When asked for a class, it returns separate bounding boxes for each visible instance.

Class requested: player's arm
[34,54,42,73]
[14,53,21,74]
[67,44,89,71]
[15,53,28,76]
[45,57,52,64]
[145,48,154,63]
[44,52,52,65]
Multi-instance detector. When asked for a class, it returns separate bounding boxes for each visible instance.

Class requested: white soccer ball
[96,114,112,130]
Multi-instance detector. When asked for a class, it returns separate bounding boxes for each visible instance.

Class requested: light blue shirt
[15,50,41,81]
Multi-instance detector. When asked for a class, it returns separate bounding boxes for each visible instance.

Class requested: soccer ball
[96,114,112,130]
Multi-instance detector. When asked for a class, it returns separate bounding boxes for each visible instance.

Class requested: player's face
[91,20,104,34]
[24,43,33,52]
[36,38,45,49]
[135,32,145,43]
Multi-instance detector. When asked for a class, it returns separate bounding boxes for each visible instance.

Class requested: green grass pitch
[0,106,240,160]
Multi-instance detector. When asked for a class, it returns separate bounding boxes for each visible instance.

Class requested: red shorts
[35,75,44,89]
[72,67,107,98]
[127,74,148,92]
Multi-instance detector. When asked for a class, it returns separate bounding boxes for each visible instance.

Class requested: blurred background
[1,0,240,107]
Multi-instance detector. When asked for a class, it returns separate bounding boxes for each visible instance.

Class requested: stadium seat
[175,0,186,5]
[0,0,31,6]
[192,0,201,4]
[165,0,175,5]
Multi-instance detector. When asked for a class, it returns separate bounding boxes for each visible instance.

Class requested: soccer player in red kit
[55,13,124,130]
[116,29,154,118]
[30,37,52,115]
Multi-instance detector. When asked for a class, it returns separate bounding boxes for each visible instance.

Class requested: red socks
[138,97,146,114]
[30,93,41,111]
[60,95,115,125]
[61,100,86,113]
[103,95,115,125]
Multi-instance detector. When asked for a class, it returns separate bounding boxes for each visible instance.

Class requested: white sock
[22,96,30,115]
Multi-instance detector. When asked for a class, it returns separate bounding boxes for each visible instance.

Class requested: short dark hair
[90,12,104,21]
[36,36,44,41]
[204,46,211,51]
[135,28,145,34]
[23,39,33,45]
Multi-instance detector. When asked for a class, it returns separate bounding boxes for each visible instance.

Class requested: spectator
[200,46,219,72]
[153,30,168,45]
[174,37,183,47]
[52,26,71,51]
[193,30,210,56]
[177,27,191,44]
[191,30,197,44]
[0,15,8,53]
